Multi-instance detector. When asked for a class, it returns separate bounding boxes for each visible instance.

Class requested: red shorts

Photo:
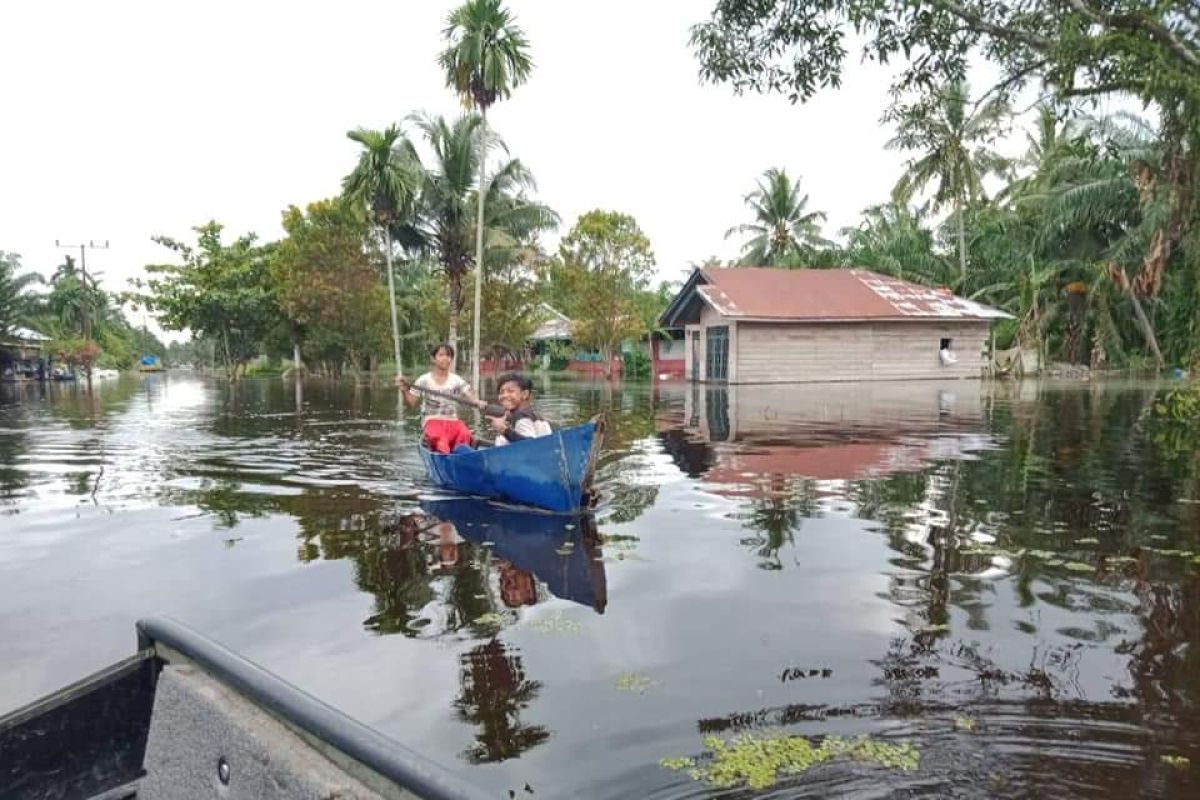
[423,418,473,454]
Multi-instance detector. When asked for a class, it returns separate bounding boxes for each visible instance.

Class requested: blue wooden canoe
[419,417,603,513]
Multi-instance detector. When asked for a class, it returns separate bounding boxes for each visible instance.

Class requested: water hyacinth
[660,732,919,790]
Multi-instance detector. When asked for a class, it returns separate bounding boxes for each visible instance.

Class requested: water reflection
[4,375,1200,797]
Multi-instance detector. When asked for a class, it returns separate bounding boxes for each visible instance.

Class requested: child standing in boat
[489,372,552,446]
[397,343,486,454]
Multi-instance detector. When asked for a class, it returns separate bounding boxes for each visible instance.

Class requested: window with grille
[706,326,729,382]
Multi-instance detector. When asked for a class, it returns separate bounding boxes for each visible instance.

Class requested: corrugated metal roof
[691,268,1011,321]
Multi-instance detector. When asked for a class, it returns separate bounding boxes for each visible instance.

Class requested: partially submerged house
[658,268,1010,383]
[0,326,51,381]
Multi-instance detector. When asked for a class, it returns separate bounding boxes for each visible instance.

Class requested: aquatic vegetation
[474,612,506,631]
[1062,561,1095,573]
[528,611,581,634]
[954,716,975,732]
[1161,754,1190,769]
[616,672,652,693]
[660,732,919,790]
[1075,537,1100,545]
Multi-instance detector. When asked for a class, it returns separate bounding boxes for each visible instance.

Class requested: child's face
[497,381,530,411]
[432,347,453,370]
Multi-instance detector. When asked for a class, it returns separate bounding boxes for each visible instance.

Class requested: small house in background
[0,327,51,381]
[527,304,625,378]
[659,267,1010,384]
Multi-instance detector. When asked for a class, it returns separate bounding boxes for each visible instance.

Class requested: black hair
[496,372,532,392]
[430,342,454,359]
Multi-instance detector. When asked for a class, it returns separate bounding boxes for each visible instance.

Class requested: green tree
[404,113,554,362]
[841,203,951,284]
[886,81,1011,280]
[691,0,1200,348]
[439,0,533,390]
[139,222,277,381]
[556,210,656,379]
[725,168,829,266]
[274,199,391,375]
[342,125,420,370]
[0,252,41,337]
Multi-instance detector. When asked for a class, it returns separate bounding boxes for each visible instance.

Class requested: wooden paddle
[402,381,506,418]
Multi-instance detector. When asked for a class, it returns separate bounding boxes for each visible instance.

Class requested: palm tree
[0,251,42,336]
[341,125,420,371]
[887,81,1011,279]
[439,0,533,388]
[725,168,829,266]
[403,113,554,360]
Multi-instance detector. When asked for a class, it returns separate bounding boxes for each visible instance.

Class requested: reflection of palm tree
[454,639,549,763]
[739,476,816,570]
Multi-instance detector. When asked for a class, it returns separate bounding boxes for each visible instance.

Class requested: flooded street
[2,374,1198,798]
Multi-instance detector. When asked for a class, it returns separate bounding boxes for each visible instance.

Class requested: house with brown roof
[658,267,1010,383]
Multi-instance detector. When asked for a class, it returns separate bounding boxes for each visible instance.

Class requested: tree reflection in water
[454,638,550,763]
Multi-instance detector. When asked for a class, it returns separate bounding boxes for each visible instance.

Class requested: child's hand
[487,415,508,434]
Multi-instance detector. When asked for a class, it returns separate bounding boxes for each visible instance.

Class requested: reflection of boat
[420,498,607,613]
[419,418,604,513]
[0,617,489,800]
[138,355,163,372]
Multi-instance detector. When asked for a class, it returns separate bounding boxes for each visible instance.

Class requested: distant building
[658,267,1010,384]
[0,327,51,382]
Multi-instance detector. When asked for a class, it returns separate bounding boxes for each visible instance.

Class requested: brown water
[1,374,1198,798]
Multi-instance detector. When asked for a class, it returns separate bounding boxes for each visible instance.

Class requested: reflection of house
[0,327,51,382]
[658,382,995,494]
[659,267,1011,384]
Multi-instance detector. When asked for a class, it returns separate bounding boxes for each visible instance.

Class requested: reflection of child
[436,522,462,568]
[498,560,537,607]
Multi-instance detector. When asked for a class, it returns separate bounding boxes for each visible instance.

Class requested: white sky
[4,0,1120,340]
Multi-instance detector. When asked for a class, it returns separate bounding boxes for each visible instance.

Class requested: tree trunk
[292,342,303,376]
[383,227,402,372]
[448,277,460,368]
[956,198,967,281]
[471,107,489,393]
[1127,289,1165,370]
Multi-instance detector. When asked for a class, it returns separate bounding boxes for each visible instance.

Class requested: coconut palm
[402,113,555,359]
[887,81,1011,279]
[341,125,420,371]
[438,0,533,387]
[725,168,829,266]
[0,251,42,336]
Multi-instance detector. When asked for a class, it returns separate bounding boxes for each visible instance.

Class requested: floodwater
[1,373,1198,798]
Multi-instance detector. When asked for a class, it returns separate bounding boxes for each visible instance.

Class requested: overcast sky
[3,0,1088,338]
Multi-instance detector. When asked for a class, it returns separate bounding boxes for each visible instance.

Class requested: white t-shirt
[496,416,553,446]
[410,372,471,421]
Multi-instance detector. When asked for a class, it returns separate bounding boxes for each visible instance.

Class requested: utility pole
[55,239,109,340]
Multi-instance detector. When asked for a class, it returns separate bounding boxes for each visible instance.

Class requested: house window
[940,338,953,351]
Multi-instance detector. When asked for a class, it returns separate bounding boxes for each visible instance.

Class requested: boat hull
[419,419,601,513]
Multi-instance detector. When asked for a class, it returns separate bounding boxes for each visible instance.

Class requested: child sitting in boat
[488,372,552,446]
[397,343,486,454]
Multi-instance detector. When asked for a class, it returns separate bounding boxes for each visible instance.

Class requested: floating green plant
[954,716,975,732]
[1161,754,1190,769]
[616,672,652,693]
[660,732,919,790]
[1062,561,1095,572]
[474,612,505,631]
[528,611,581,634]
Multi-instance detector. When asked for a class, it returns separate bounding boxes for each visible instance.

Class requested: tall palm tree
[402,113,555,358]
[439,0,533,388]
[725,168,829,266]
[341,125,419,371]
[887,81,1011,279]
[0,251,42,336]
